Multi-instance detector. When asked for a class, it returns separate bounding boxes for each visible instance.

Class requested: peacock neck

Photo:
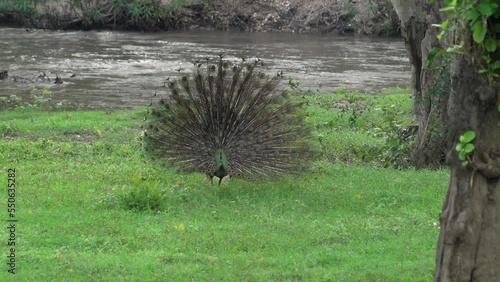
[214,149,228,178]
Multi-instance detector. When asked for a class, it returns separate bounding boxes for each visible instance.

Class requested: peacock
[144,57,314,185]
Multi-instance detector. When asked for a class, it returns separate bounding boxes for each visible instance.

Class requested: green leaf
[485,38,498,52]
[427,49,438,66]
[132,171,143,187]
[491,61,500,70]
[465,10,481,21]
[472,21,487,43]
[441,19,449,30]
[439,6,456,14]
[428,48,437,59]
[461,131,476,143]
[478,4,495,16]
[433,20,449,30]
[497,105,500,112]
[437,49,447,57]
[464,143,475,153]
[458,151,466,161]
[456,143,463,151]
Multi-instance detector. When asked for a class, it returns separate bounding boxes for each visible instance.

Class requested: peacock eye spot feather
[144,56,314,184]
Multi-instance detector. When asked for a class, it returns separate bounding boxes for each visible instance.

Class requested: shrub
[116,171,167,211]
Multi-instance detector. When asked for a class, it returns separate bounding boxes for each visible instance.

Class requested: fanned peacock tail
[144,57,314,184]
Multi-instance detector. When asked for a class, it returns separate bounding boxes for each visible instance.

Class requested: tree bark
[390,0,450,168]
[391,0,500,281]
[435,54,500,282]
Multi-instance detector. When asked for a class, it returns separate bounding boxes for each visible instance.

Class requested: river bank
[0,0,399,35]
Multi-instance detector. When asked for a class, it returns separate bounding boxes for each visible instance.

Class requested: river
[0,28,410,108]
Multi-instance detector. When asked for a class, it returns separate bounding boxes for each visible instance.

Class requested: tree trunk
[391,0,500,281]
[390,0,450,168]
[435,54,500,281]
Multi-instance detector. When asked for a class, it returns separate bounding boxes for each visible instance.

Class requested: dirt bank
[0,0,399,35]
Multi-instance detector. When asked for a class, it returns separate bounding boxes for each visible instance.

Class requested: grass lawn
[0,88,448,281]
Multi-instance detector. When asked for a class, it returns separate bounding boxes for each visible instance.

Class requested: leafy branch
[431,0,500,83]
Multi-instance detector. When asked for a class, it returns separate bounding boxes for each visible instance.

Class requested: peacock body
[144,57,313,184]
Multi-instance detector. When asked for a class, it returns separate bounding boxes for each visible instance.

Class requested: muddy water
[0,28,410,108]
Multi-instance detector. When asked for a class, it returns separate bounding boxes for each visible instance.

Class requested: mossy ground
[0,88,447,281]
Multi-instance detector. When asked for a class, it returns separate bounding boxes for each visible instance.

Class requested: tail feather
[144,57,315,183]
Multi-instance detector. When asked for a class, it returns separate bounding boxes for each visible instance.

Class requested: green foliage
[0,85,78,111]
[288,76,301,92]
[433,0,500,83]
[115,171,167,211]
[0,0,39,19]
[287,77,317,96]
[367,0,400,36]
[163,0,189,15]
[83,6,102,26]
[122,0,190,29]
[341,3,358,33]
[64,0,191,30]
[4,95,23,109]
[456,130,476,165]
[372,104,414,169]
[479,54,500,81]
[304,87,415,168]
[29,85,54,111]
[0,86,63,111]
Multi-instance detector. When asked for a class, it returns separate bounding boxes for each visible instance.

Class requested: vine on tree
[431,0,500,165]
[431,0,500,83]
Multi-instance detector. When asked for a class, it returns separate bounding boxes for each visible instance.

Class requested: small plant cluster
[114,171,167,211]
[365,0,400,36]
[455,130,476,166]
[0,0,38,21]
[372,104,415,169]
[0,86,63,111]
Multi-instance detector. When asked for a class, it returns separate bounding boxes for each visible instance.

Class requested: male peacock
[144,57,313,185]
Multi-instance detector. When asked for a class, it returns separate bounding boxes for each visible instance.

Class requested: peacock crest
[144,57,314,184]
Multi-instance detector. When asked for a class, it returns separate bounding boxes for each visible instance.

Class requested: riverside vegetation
[0,0,400,35]
[0,85,447,281]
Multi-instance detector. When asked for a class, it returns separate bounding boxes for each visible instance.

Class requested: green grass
[0,88,447,281]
